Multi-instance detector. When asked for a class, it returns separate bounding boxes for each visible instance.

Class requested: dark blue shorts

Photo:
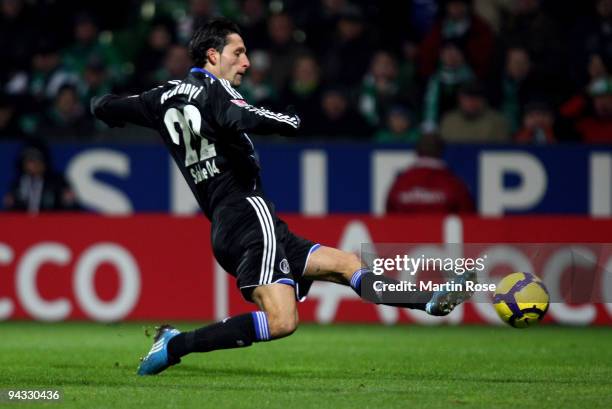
[211,194,319,302]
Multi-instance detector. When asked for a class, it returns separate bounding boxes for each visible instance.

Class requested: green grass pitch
[1,322,611,409]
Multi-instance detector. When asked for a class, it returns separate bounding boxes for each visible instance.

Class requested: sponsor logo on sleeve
[230,99,248,107]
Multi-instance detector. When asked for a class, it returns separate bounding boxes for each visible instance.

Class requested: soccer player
[91,18,473,376]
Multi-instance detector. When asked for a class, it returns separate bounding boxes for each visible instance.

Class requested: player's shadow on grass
[49,362,301,378]
[45,364,610,389]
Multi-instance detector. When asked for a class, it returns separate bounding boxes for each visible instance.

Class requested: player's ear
[206,48,219,66]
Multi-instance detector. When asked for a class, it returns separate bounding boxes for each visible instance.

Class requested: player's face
[219,33,250,87]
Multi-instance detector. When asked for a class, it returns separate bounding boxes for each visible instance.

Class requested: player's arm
[90,87,163,129]
[211,79,300,135]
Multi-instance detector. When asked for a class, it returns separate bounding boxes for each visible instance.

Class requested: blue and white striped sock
[251,311,271,342]
[350,268,370,295]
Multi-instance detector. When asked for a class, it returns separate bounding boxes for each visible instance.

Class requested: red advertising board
[1,214,612,325]
[0,215,214,321]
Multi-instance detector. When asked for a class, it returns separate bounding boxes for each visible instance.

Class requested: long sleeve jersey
[91,68,300,218]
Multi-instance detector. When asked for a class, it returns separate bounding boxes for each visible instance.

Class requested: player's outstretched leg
[137,283,297,375]
[349,265,477,316]
[303,246,474,316]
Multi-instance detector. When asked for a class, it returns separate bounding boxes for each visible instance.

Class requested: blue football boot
[426,269,477,316]
[137,325,181,375]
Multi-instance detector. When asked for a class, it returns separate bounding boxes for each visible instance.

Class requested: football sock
[167,312,270,359]
[349,268,431,311]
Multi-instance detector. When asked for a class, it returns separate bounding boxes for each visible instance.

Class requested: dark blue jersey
[91,68,300,218]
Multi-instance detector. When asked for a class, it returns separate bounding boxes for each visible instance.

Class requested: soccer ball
[493,272,549,328]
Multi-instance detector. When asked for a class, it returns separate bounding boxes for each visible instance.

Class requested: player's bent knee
[267,311,298,338]
[251,283,298,339]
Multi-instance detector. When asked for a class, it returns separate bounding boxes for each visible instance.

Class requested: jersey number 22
[164,105,216,167]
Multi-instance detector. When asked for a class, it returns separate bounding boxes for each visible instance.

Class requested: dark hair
[189,17,241,67]
[17,138,52,173]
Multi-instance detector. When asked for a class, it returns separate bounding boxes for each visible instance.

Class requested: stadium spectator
[322,5,374,88]
[0,1,607,143]
[280,54,324,136]
[36,84,94,141]
[265,13,309,90]
[560,52,611,117]
[440,81,510,143]
[4,38,78,108]
[588,53,612,83]
[79,57,113,110]
[375,105,420,144]
[358,50,402,127]
[422,40,474,131]
[61,13,123,82]
[514,100,557,144]
[494,46,551,134]
[569,0,612,88]
[3,139,79,213]
[396,40,422,113]
[499,0,566,98]
[472,0,513,33]
[312,87,372,139]
[386,132,475,213]
[133,18,177,91]
[239,50,278,107]
[418,0,496,80]
[575,77,612,143]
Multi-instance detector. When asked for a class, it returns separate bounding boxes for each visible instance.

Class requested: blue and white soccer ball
[493,272,549,328]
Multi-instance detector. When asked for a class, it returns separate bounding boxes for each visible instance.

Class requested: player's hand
[285,105,301,128]
[89,96,107,116]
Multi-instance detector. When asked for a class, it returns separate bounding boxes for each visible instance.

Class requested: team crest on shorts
[280,258,290,274]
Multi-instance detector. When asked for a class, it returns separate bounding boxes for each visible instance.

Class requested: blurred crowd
[1,0,612,144]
